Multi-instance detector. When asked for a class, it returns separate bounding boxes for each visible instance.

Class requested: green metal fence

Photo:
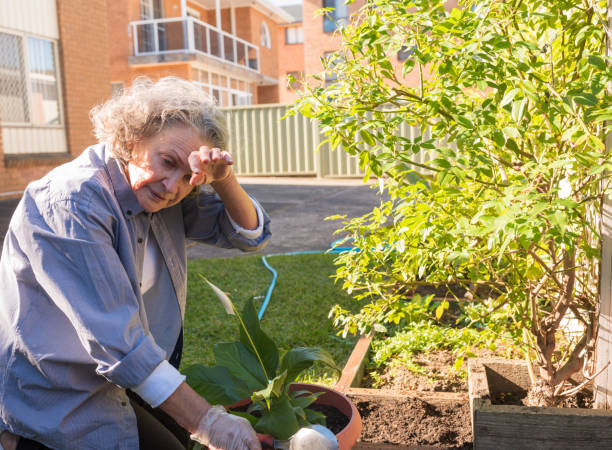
[222,103,428,178]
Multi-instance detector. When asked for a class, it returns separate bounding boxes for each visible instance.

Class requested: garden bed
[337,336,473,449]
[468,358,612,449]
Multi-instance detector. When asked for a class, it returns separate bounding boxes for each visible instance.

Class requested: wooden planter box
[337,335,469,449]
[468,358,612,449]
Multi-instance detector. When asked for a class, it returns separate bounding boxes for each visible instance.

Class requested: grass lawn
[181,252,359,385]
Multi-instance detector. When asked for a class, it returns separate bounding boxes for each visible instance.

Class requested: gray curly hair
[90,76,227,162]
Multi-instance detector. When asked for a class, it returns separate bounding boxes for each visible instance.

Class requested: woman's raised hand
[188,146,234,186]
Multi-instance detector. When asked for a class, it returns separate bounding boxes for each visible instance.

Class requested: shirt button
[137,238,143,243]
[127,209,132,216]
[121,401,127,407]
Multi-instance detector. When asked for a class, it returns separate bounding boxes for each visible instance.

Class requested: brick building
[0,0,111,198]
[108,0,294,106]
[302,0,459,87]
[276,3,303,104]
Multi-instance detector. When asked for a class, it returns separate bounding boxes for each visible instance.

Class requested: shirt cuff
[226,197,264,239]
[131,360,186,408]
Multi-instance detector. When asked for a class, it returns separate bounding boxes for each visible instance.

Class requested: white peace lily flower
[558,177,572,199]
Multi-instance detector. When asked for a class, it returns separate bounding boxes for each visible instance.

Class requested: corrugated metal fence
[223,104,430,178]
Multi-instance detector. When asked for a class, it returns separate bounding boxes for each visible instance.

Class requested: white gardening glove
[190,405,261,450]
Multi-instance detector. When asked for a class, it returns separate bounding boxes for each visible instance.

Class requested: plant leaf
[304,408,327,426]
[228,410,258,427]
[213,342,268,391]
[251,371,288,403]
[255,395,300,440]
[279,347,340,382]
[240,299,280,378]
[183,364,250,405]
[290,390,322,409]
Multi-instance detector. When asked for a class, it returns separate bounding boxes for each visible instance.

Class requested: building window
[285,26,304,45]
[192,68,253,107]
[0,31,61,125]
[397,45,415,62]
[260,22,271,49]
[323,0,348,33]
[323,52,342,86]
[286,71,303,90]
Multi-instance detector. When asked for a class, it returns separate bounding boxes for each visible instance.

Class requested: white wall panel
[2,127,67,154]
[0,0,59,38]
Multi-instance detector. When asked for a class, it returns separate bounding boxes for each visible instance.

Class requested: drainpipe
[180,0,186,16]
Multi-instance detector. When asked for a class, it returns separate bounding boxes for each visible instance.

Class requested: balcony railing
[130,17,260,72]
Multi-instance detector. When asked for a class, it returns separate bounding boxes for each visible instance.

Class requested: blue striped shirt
[0,144,270,449]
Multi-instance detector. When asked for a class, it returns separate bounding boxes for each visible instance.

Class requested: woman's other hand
[190,405,261,450]
[188,146,234,186]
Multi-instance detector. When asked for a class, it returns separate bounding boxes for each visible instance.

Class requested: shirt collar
[104,144,145,218]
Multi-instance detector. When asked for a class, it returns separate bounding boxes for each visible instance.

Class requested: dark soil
[349,393,473,449]
[309,404,349,434]
[491,389,594,408]
[362,350,467,392]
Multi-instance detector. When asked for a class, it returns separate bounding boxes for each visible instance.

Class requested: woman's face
[126,125,204,212]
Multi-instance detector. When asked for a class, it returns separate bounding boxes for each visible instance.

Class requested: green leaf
[491,130,506,147]
[251,371,288,403]
[228,410,258,427]
[573,92,598,106]
[290,390,322,409]
[255,395,300,440]
[304,408,326,426]
[360,129,376,146]
[240,299,280,378]
[511,98,526,123]
[456,115,474,129]
[279,347,340,382]
[183,364,251,405]
[588,54,606,71]
[500,88,520,107]
[213,342,268,391]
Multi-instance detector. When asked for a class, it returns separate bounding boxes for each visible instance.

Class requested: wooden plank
[335,335,372,390]
[471,359,612,449]
[474,408,612,450]
[595,1,612,409]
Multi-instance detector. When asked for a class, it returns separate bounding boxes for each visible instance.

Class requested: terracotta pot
[289,382,362,450]
[228,382,362,450]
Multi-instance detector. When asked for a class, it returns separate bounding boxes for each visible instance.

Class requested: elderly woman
[0,77,269,450]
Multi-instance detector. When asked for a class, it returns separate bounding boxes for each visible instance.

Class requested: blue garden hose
[257,239,357,319]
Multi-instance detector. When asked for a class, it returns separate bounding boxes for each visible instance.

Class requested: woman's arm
[160,382,261,449]
[210,171,258,231]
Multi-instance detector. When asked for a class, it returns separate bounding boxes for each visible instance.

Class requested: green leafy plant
[183,277,340,440]
[294,0,611,405]
[366,294,522,387]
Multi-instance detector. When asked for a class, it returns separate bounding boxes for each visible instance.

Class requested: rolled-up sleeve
[182,190,271,251]
[23,188,165,388]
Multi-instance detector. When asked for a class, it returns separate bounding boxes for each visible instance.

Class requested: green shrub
[295,0,611,405]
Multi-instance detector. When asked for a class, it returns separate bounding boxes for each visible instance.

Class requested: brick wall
[303,0,363,82]
[277,23,304,104]
[0,0,111,197]
[56,0,112,156]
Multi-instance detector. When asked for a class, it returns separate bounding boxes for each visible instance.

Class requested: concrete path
[1,178,384,259]
[187,177,383,259]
